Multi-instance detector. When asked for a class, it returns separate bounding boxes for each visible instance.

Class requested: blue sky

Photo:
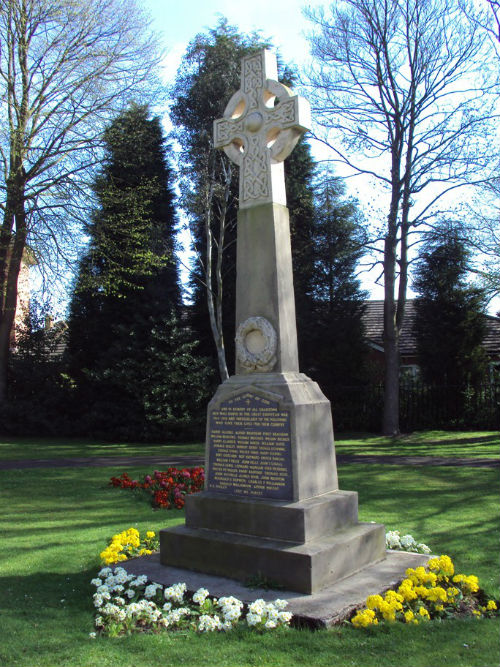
[139,0,499,315]
[142,0,322,79]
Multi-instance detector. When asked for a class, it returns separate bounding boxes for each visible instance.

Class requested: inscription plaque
[207,391,292,500]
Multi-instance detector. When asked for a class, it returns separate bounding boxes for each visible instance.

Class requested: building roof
[362,300,500,357]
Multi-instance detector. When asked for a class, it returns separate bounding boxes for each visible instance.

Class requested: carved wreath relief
[235,316,277,372]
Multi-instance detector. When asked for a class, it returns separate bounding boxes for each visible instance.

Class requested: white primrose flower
[90,578,102,587]
[198,614,222,632]
[165,607,191,625]
[96,584,110,594]
[126,603,141,617]
[400,534,417,549]
[93,594,104,608]
[102,603,123,619]
[113,569,129,585]
[385,530,401,549]
[266,605,279,621]
[95,616,104,627]
[164,582,186,603]
[98,567,112,578]
[89,632,97,639]
[193,588,210,605]
[144,584,161,599]
[246,612,262,627]
[221,605,242,623]
[114,597,125,606]
[273,599,288,610]
[218,596,243,609]
[249,599,266,615]
[126,589,135,599]
[278,611,292,625]
[265,619,277,629]
[162,602,172,612]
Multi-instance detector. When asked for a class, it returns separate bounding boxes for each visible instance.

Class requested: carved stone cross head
[213,50,311,209]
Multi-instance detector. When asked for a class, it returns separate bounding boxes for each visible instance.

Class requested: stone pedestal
[160,373,386,594]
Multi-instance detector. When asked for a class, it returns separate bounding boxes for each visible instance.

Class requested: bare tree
[304,0,499,435]
[0,0,161,403]
[465,176,500,304]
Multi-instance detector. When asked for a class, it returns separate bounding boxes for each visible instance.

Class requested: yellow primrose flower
[384,590,404,605]
[486,600,497,611]
[426,586,447,603]
[146,531,155,539]
[404,610,415,623]
[366,595,384,610]
[414,585,429,599]
[418,607,430,620]
[438,555,454,577]
[351,609,377,628]
[398,579,418,602]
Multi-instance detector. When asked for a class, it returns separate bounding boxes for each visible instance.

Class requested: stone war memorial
[127,49,431,624]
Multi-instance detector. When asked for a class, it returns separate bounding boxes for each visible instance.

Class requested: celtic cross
[213,50,311,209]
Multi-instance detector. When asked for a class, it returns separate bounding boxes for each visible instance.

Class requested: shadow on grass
[339,464,500,593]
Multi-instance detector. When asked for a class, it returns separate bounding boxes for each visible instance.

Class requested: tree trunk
[382,238,400,437]
[0,167,27,405]
[0,221,26,405]
[382,144,402,436]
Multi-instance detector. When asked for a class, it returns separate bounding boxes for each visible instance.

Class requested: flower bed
[350,555,498,628]
[100,528,159,565]
[109,466,204,509]
[90,566,292,637]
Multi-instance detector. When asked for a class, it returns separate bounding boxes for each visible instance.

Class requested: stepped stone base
[185,490,359,542]
[160,489,385,594]
[122,550,433,628]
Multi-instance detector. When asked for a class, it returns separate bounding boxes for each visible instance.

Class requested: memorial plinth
[160,49,386,594]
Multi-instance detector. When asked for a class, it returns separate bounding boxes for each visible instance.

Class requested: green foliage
[301,174,369,406]
[79,103,180,301]
[413,227,489,388]
[1,299,71,436]
[66,104,211,440]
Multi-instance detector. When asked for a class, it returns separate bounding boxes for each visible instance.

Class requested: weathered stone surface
[213,50,310,209]
[205,375,338,502]
[160,521,385,594]
[123,550,432,627]
[185,489,359,543]
[235,204,299,374]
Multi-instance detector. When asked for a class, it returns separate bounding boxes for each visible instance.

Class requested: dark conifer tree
[303,174,369,408]
[66,104,211,439]
[413,226,488,389]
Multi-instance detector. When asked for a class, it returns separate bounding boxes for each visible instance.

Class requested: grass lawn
[0,459,498,667]
[0,437,205,461]
[0,430,498,461]
[335,431,500,458]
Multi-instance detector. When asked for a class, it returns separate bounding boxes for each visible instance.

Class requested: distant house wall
[8,247,35,348]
